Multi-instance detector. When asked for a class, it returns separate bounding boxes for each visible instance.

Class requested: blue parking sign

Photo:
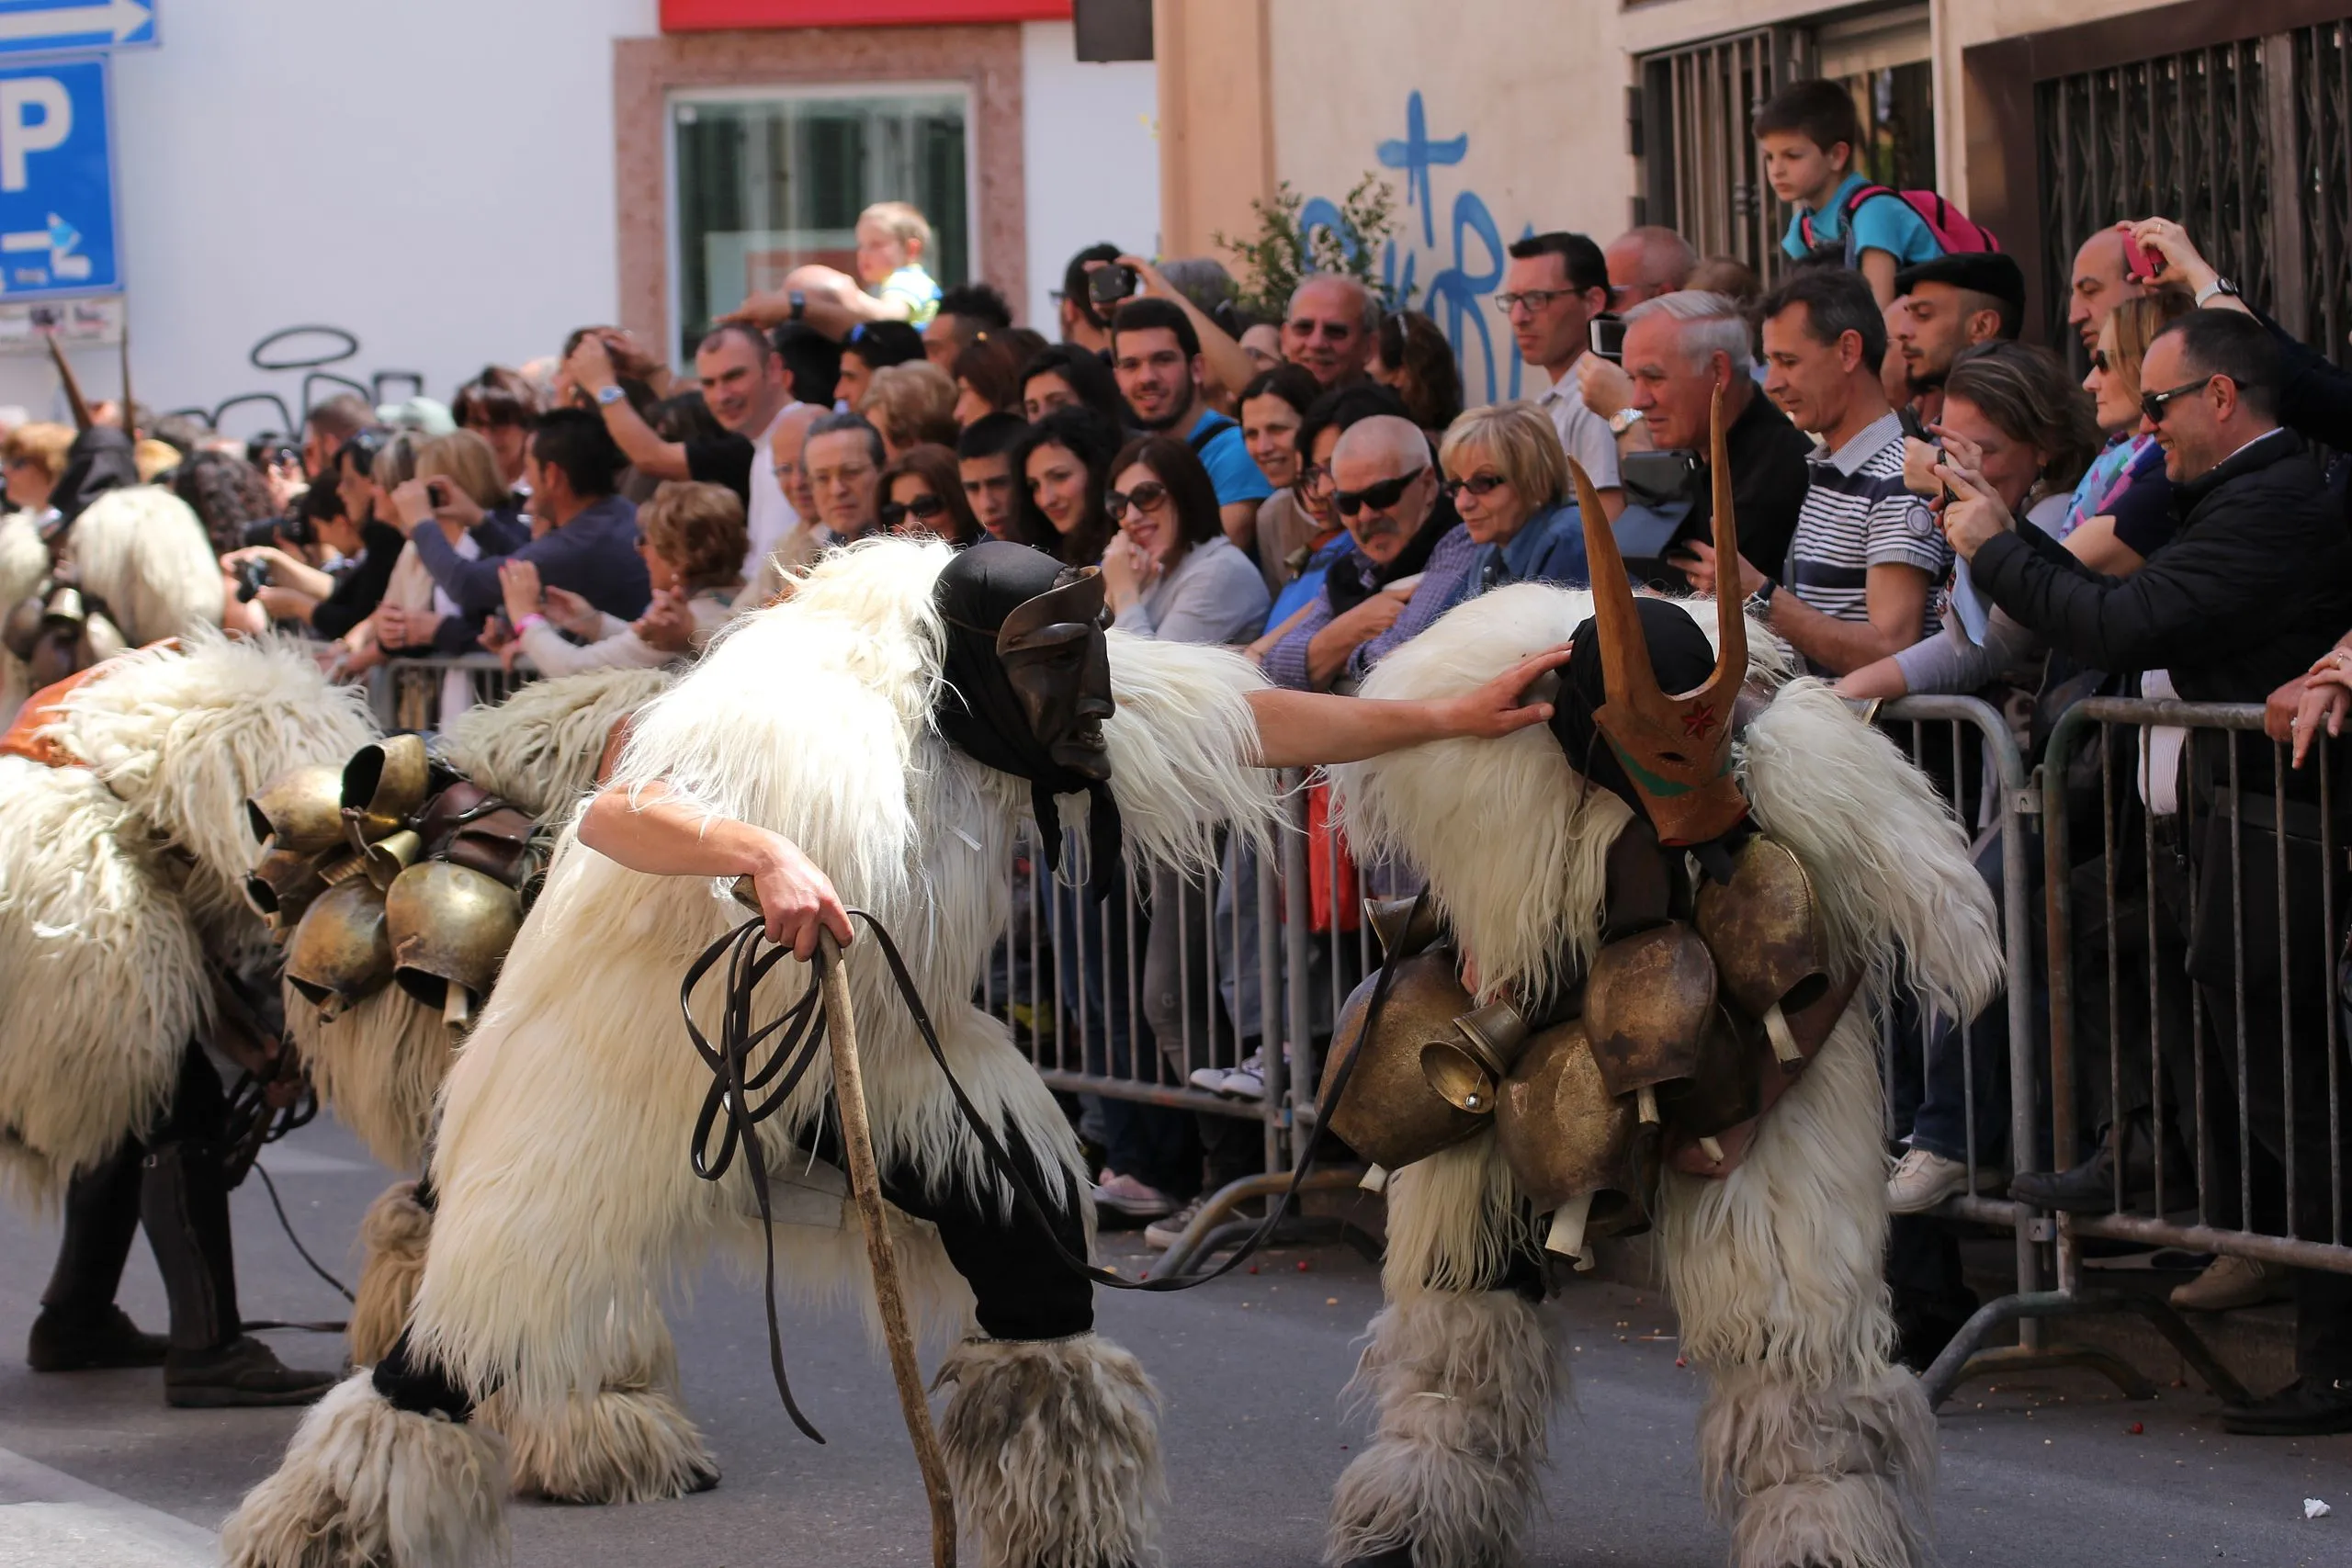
[0,58,116,298]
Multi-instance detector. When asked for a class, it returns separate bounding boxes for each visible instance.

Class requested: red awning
[662,0,1070,28]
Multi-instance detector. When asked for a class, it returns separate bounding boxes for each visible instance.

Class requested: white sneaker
[1187,1065,1231,1094]
[1218,1049,1266,1100]
[2169,1254,2291,1312]
[1886,1147,1975,1213]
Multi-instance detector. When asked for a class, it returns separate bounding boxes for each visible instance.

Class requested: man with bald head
[1606,225,1699,310]
[1282,274,1378,388]
[1261,414,1474,690]
[2069,226,2147,355]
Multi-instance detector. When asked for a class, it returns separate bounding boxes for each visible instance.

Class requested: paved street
[0,1115,2344,1567]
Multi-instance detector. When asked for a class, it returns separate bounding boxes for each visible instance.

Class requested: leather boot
[141,1140,337,1408]
[28,1139,165,1371]
[2007,1114,2157,1213]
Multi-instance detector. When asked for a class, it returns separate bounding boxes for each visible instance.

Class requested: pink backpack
[1802,185,2001,262]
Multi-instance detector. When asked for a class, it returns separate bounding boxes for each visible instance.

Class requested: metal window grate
[1638,28,1815,282]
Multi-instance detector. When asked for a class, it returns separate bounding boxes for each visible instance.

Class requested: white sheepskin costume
[0,634,377,1210]
[63,485,225,647]
[1325,582,2002,1568]
[0,506,47,723]
[223,538,1275,1568]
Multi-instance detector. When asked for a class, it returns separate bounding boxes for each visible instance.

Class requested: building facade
[6,1,1159,434]
[1157,0,2352,397]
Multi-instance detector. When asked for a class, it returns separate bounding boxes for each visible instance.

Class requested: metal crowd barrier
[1920,696,2352,1409]
[363,651,537,732]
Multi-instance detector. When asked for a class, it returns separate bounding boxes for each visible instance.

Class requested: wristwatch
[595,383,627,408]
[788,289,807,322]
[2195,276,2240,307]
[1744,578,1778,619]
[1608,407,1644,435]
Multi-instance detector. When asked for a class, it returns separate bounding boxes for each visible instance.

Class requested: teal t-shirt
[1781,173,1942,268]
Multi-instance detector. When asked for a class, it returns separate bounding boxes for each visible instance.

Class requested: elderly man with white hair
[1283,273,1380,388]
[1261,413,1470,691]
[1610,289,1814,592]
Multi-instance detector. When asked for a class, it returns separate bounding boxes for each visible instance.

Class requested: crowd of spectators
[22,108,2352,1437]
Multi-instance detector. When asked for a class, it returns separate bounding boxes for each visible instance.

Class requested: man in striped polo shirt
[1680,267,1947,675]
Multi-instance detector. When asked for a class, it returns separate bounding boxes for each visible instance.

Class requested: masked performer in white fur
[0,633,369,1405]
[1312,436,2004,1568]
[223,536,1567,1568]
[3,425,223,722]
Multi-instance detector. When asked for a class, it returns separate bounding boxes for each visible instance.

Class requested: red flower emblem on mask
[1680,704,1718,739]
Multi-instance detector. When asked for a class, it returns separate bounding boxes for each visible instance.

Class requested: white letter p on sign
[0,78,70,194]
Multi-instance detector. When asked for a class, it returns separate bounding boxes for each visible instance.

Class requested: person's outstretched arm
[1244,644,1571,767]
[578,781,853,959]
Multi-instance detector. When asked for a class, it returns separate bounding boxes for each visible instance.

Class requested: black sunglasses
[878,492,947,526]
[2090,349,2111,374]
[1105,479,1169,521]
[2140,374,2217,425]
[1441,472,1510,501]
[1334,469,1422,518]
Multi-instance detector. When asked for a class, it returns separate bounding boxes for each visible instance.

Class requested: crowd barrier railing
[1918,696,2352,1408]
[364,651,537,732]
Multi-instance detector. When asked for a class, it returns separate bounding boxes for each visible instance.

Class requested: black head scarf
[1322,487,1462,615]
[933,541,1124,897]
[51,427,139,528]
[1549,596,1747,881]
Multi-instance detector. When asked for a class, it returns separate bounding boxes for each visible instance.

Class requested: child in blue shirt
[1755,79,1941,306]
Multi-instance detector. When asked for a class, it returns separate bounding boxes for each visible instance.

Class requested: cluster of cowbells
[1320,832,1858,1264]
[244,735,537,1033]
[4,579,126,691]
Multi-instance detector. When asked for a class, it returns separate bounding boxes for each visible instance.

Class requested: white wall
[1019,20,1158,333]
[0,0,660,434]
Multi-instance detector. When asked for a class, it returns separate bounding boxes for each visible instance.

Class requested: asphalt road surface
[0,1115,2344,1566]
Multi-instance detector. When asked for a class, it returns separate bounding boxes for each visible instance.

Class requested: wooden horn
[1567,455,1658,715]
[45,333,92,433]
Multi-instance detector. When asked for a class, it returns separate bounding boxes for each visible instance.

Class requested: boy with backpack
[1756,78,1996,306]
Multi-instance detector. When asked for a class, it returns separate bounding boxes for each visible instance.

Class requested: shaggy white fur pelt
[0,634,376,1208]
[63,485,223,647]
[440,664,674,820]
[234,539,1268,1565]
[0,506,44,723]
[1324,582,2001,1568]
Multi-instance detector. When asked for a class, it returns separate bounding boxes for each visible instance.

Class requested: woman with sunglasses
[1095,434,1273,1228]
[2061,290,2190,574]
[1437,400,1588,593]
[1099,434,1271,644]
[876,443,982,547]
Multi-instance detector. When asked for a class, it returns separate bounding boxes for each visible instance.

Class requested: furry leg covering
[350,1181,433,1366]
[478,1328,718,1505]
[1326,1134,1559,1568]
[1657,1006,1936,1568]
[1324,1290,1559,1568]
[933,1333,1166,1568]
[220,1372,509,1568]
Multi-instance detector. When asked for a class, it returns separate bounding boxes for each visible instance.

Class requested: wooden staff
[817,929,957,1568]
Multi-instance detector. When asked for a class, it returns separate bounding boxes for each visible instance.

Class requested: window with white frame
[670,85,972,361]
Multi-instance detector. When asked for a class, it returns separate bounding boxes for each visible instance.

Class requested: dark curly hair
[171,448,277,556]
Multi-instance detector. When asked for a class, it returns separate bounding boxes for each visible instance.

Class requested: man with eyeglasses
[1499,231,1627,522]
[1943,308,2352,1440]
[1280,275,1377,389]
[1261,415,1472,692]
[801,412,887,547]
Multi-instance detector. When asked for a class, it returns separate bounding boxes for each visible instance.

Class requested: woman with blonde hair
[859,359,959,459]
[372,428,528,661]
[2061,288,2190,573]
[500,479,744,675]
[1436,399,1589,596]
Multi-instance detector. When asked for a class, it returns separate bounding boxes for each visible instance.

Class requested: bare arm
[1770,563,1931,676]
[569,337,691,481]
[1125,254,1256,405]
[577,781,852,958]
[1859,249,1901,308]
[1244,645,1570,767]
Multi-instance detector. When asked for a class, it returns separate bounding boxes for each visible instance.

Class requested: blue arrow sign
[0,1,155,59]
[0,58,117,297]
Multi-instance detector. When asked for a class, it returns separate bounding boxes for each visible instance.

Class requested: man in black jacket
[1940,308,2352,1437]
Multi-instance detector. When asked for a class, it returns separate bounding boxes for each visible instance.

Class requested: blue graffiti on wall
[1298,92,1534,404]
